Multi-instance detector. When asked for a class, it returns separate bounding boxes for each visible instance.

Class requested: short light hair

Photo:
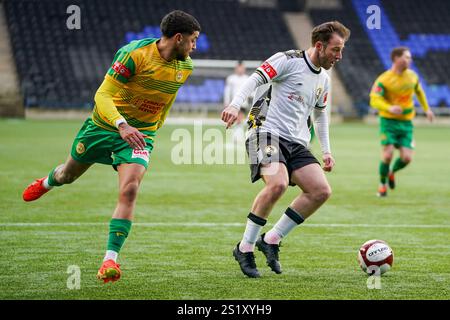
[311,21,351,46]
[390,46,410,62]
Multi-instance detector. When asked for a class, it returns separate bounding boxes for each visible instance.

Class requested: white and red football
[358,239,393,275]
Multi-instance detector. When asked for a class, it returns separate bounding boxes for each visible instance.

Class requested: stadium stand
[309,0,385,117]
[3,0,449,114]
[4,0,295,109]
[352,0,450,109]
[381,0,450,108]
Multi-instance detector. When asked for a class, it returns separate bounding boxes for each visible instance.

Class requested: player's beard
[318,52,330,70]
[176,53,186,61]
[175,48,189,61]
[174,41,190,61]
[315,47,331,70]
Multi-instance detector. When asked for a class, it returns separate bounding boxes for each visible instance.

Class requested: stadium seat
[4,0,295,108]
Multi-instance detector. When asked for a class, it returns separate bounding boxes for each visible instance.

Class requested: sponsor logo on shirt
[132,149,149,162]
[112,61,131,78]
[323,92,328,104]
[287,92,304,104]
[398,95,411,104]
[260,61,277,79]
[133,98,165,114]
[373,82,384,95]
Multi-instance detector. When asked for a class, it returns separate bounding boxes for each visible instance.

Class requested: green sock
[392,158,408,173]
[107,218,132,253]
[379,161,390,184]
[47,168,63,187]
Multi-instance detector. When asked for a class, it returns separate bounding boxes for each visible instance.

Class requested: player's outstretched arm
[221,106,240,129]
[221,72,265,128]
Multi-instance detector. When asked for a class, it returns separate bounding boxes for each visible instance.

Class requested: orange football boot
[388,172,396,190]
[97,259,122,283]
[23,177,50,202]
[377,184,387,197]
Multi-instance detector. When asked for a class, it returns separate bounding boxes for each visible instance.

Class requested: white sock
[42,177,53,190]
[239,213,267,253]
[103,250,118,262]
[264,208,304,245]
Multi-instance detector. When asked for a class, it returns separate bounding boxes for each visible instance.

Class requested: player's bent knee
[382,155,393,163]
[401,156,412,164]
[267,182,288,200]
[119,181,140,203]
[313,185,332,204]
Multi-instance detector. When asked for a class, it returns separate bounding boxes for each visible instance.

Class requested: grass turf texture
[0,119,449,299]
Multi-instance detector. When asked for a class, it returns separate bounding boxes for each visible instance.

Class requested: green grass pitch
[0,119,449,299]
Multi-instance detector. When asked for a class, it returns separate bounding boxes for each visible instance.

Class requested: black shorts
[245,131,320,185]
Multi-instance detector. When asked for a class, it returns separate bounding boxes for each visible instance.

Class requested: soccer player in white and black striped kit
[222,21,350,278]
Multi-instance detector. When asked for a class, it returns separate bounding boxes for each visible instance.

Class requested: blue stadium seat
[351,0,450,107]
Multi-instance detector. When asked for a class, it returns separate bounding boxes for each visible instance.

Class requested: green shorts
[379,117,414,149]
[71,118,155,170]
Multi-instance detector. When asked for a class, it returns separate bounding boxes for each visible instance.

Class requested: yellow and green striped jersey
[370,69,429,121]
[92,38,193,132]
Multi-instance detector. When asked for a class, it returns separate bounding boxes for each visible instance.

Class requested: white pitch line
[0,222,449,229]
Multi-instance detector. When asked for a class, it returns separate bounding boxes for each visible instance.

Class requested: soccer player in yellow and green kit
[22,10,201,283]
[370,46,434,197]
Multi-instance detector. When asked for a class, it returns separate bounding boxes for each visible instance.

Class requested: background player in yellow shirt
[22,10,201,283]
[370,46,434,197]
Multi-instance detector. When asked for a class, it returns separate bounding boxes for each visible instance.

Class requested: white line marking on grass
[0,222,449,228]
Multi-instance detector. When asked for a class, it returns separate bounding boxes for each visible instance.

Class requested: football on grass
[358,239,393,275]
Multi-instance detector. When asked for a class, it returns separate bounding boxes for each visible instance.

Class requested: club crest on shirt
[76,142,85,154]
[264,145,278,157]
[176,71,183,82]
[315,88,323,101]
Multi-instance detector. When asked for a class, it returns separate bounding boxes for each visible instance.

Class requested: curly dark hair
[160,10,201,38]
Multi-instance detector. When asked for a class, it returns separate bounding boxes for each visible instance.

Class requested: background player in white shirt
[223,61,250,108]
[224,61,251,144]
[222,21,350,278]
